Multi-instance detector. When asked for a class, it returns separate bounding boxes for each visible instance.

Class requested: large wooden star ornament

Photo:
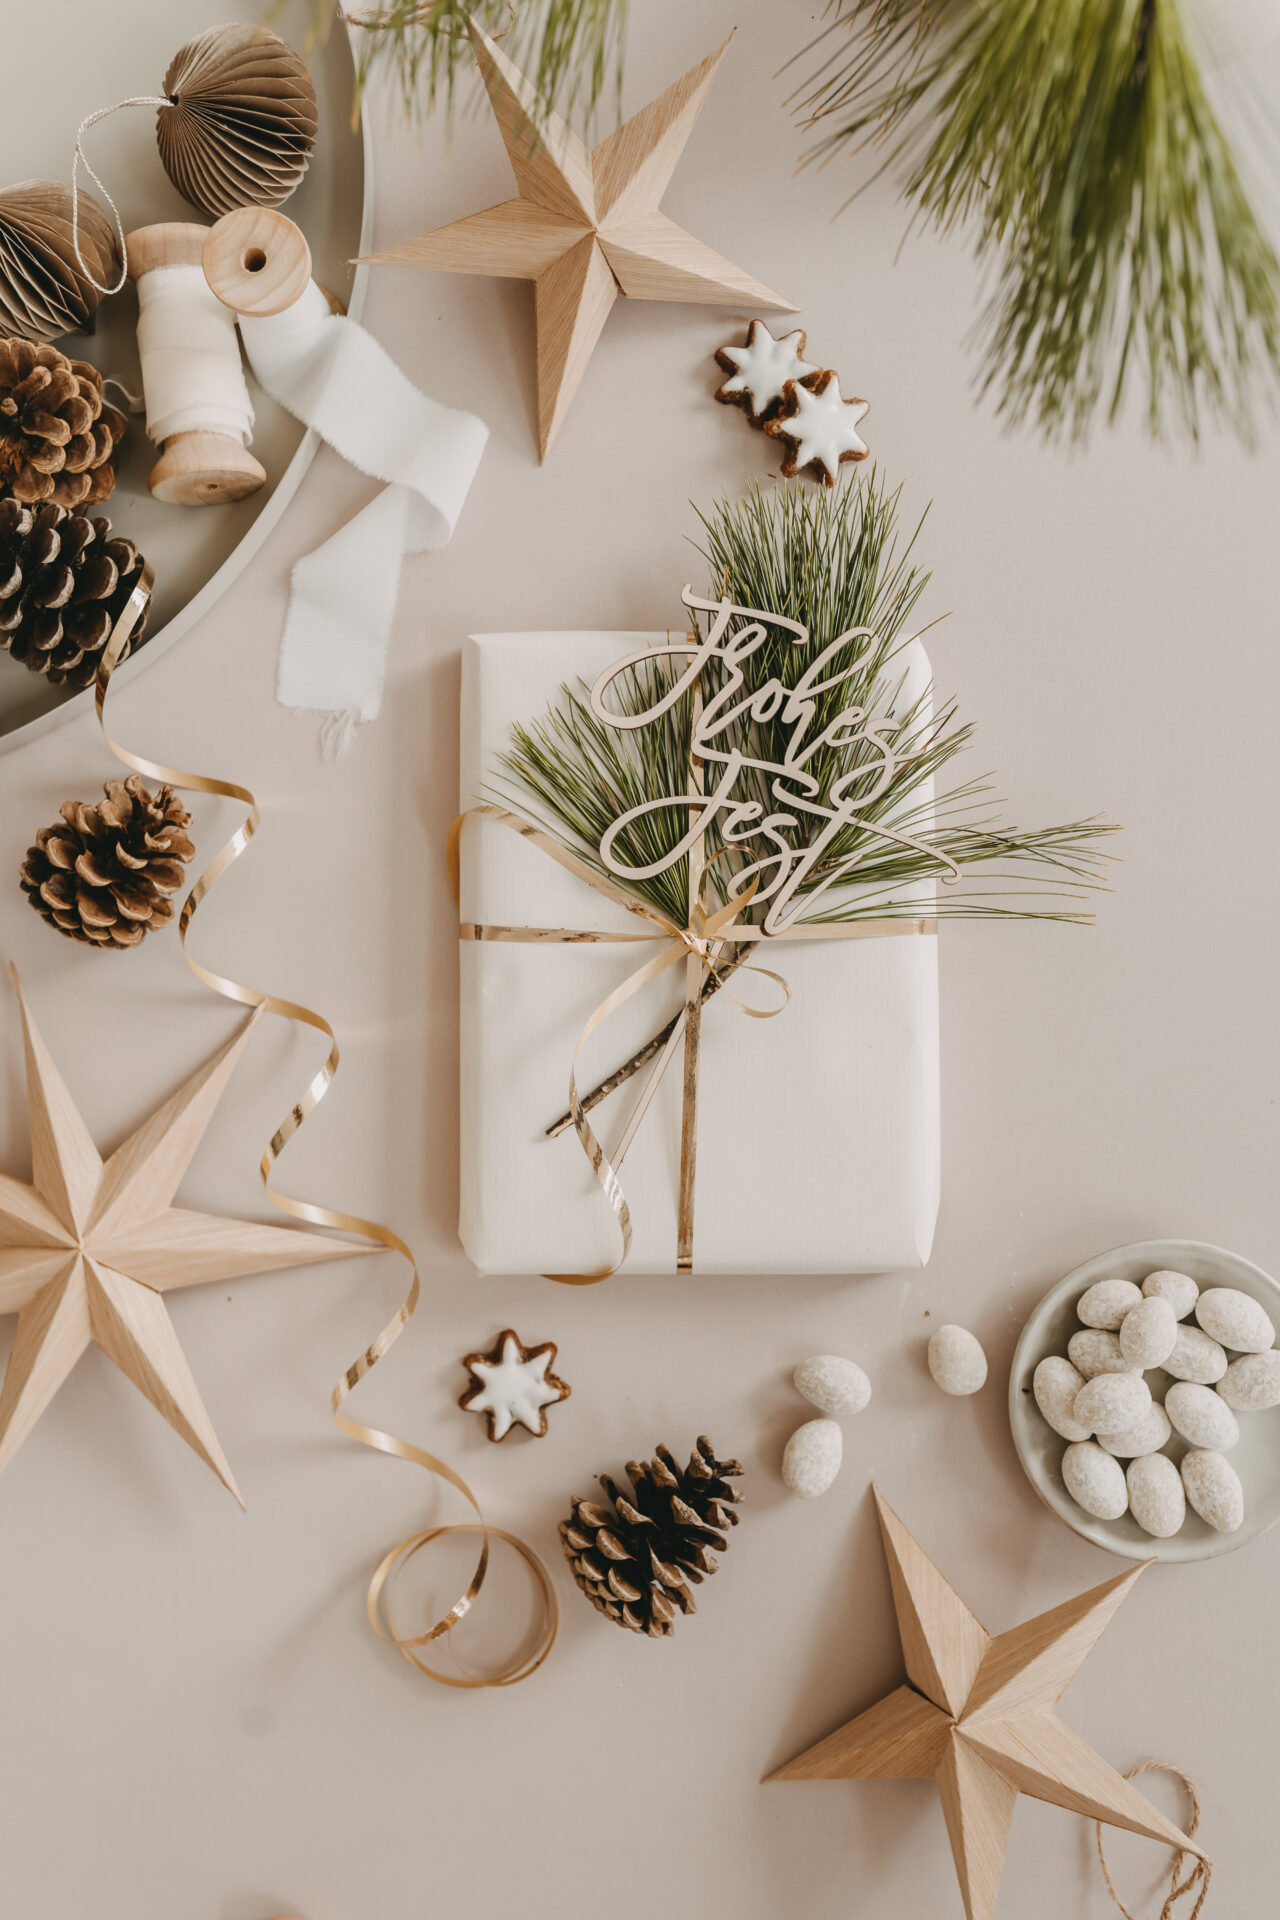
[0,970,368,1506]
[768,1490,1207,1920]
[363,23,794,460]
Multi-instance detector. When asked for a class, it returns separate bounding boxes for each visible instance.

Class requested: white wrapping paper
[458,632,941,1277]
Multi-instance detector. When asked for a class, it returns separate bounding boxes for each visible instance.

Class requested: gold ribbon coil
[94,578,556,1687]
[450,803,937,1283]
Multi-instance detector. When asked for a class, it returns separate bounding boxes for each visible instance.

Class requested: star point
[769,1489,1206,1920]
[362,26,795,460]
[0,971,375,1503]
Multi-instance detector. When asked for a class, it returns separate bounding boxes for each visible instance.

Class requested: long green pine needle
[492,478,1116,933]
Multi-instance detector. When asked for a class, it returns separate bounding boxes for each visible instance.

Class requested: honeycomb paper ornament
[0,181,120,342]
[157,24,318,221]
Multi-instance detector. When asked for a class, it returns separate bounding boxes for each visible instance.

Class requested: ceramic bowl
[1009,1238,1280,1562]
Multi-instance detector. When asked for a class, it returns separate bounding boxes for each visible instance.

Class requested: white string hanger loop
[70,96,170,295]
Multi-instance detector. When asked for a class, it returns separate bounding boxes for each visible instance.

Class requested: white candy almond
[1077,1279,1144,1330]
[1127,1453,1186,1538]
[1119,1296,1177,1369]
[928,1324,987,1396]
[1218,1351,1280,1412]
[1067,1330,1129,1380]
[1098,1402,1172,1459]
[1182,1449,1244,1533]
[1033,1357,1093,1442]
[1162,1325,1228,1386]
[1073,1371,1152,1437]
[1195,1287,1276,1354]
[793,1354,871,1418]
[1062,1442,1128,1520]
[1165,1382,1239,1452]
[782,1418,843,1499]
[1142,1270,1199,1320]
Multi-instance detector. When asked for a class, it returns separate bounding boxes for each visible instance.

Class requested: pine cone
[20,776,194,949]
[0,497,149,687]
[559,1436,743,1638]
[0,337,125,508]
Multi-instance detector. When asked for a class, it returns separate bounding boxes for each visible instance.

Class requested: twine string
[101,375,146,414]
[71,96,170,295]
[1096,1763,1212,1920]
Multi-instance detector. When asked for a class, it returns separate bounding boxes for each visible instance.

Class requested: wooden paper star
[0,969,369,1505]
[768,1489,1206,1920]
[363,23,794,460]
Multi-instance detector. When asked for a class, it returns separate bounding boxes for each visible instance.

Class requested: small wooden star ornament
[768,1489,1207,1920]
[363,22,794,460]
[460,1329,570,1441]
[0,968,371,1505]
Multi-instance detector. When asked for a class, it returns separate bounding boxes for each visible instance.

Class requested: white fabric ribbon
[137,266,255,446]
[236,281,489,755]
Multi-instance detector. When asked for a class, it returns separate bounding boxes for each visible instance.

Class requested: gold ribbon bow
[93,580,556,1687]
[450,804,936,1282]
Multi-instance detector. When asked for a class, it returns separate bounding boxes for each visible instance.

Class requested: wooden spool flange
[125,222,266,507]
[203,207,312,316]
[204,205,345,318]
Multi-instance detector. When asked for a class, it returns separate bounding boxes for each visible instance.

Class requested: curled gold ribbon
[95,579,556,1686]
[450,804,935,1282]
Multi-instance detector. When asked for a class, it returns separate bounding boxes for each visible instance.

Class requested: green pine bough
[791,0,1280,442]
[494,477,1115,939]
[338,0,628,123]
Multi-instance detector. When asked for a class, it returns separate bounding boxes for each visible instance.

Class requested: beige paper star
[0,969,369,1505]
[768,1489,1206,1920]
[362,22,795,460]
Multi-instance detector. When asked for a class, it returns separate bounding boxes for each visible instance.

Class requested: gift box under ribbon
[457,631,941,1277]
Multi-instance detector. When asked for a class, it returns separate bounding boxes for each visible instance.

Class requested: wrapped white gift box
[458,632,940,1276]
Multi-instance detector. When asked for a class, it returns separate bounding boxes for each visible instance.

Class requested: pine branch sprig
[338,0,627,125]
[491,477,1116,932]
[790,0,1280,443]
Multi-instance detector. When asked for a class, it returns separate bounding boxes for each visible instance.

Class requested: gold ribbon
[95,579,556,1687]
[450,803,937,1283]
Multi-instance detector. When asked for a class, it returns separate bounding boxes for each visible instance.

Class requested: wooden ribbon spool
[203,204,344,319]
[125,221,266,506]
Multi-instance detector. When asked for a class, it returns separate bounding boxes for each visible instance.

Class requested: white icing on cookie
[769,371,870,484]
[715,320,818,422]
[461,1332,567,1440]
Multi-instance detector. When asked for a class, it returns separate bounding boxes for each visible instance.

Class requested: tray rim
[0,31,373,761]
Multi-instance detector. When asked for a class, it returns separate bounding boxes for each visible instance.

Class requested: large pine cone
[560,1436,743,1637]
[0,497,149,687]
[0,337,125,508]
[20,777,194,949]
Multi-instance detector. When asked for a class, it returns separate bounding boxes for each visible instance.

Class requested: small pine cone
[0,337,125,509]
[0,496,149,687]
[20,776,194,949]
[559,1436,743,1638]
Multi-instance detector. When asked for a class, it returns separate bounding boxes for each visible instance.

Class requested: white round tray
[1009,1238,1280,1562]
[0,0,372,754]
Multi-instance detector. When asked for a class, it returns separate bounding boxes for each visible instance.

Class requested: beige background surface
[2,6,1279,1918]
